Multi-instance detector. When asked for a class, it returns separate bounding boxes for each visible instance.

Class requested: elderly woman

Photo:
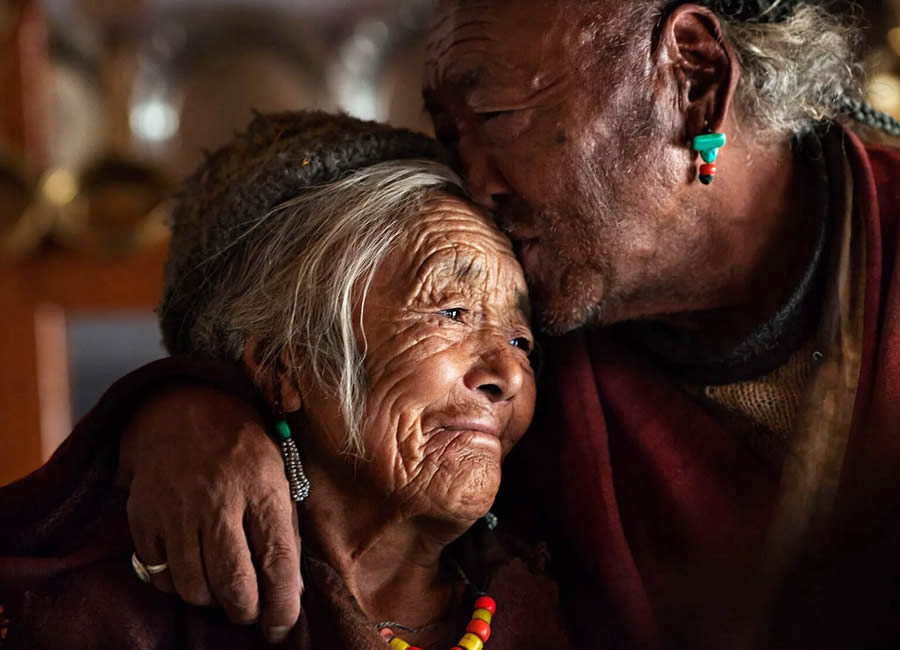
[0,112,567,649]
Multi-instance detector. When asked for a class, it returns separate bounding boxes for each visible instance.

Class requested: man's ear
[657,3,739,141]
[242,338,304,414]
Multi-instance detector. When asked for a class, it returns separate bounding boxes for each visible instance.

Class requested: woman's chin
[430,452,502,523]
[404,430,506,526]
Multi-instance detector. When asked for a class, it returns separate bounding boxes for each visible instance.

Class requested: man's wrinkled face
[305,193,535,526]
[425,0,679,332]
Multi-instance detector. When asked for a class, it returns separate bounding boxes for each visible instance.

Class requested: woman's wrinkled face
[307,193,535,525]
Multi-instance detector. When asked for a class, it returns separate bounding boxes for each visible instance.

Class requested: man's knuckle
[259,544,296,574]
[222,573,256,602]
[255,488,291,514]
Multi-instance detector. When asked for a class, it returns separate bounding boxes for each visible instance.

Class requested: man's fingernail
[265,626,291,644]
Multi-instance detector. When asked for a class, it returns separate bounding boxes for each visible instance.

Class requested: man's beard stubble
[524,201,615,336]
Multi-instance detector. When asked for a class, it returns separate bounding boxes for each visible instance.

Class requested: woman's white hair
[168,159,465,455]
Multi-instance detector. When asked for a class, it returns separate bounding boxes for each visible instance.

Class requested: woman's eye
[439,308,468,322]
[510,337,532,353]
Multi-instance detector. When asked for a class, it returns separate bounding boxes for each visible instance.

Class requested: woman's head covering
[160,110,451,355]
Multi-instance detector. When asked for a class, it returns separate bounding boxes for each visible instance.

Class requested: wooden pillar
[0,243,168,486]
[0,267,44,485]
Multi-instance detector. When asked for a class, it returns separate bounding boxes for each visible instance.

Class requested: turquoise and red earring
[692,132,726,185]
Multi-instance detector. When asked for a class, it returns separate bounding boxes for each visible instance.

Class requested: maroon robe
[511,130,900,649]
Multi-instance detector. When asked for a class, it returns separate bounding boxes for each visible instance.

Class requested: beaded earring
[692,132,726,185]
[272,395,311,503]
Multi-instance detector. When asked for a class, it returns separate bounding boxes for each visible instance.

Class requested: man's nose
[457,134,510,209]
[463,344,525,403]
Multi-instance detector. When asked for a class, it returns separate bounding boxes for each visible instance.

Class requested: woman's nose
[463,344,525,403]
[457,135,510,210]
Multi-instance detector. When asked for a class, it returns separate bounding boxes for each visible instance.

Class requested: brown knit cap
[159,110,453,355]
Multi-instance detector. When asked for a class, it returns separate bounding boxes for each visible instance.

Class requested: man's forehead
[425,0,564,89]
[426,1,511,60]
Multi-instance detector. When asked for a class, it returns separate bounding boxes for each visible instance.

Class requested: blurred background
[1,0,899,485]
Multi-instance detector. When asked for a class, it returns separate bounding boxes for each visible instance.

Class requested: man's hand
[117,386,301,644]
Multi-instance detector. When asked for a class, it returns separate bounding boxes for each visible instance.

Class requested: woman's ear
[656,3,739,141]
[242,338,304,415]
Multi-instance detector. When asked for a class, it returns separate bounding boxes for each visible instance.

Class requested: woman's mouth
[432,415,501,438]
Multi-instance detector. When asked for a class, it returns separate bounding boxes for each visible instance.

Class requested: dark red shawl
[511,130,900,649]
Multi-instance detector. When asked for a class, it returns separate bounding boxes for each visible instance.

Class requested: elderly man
[22,0,900,648]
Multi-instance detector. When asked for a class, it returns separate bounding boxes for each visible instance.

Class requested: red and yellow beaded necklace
[380,595,496,650]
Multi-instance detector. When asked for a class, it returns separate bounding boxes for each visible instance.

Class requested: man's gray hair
[162,159,464,455]
[600,1,863,140]
[718,3,863,140]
